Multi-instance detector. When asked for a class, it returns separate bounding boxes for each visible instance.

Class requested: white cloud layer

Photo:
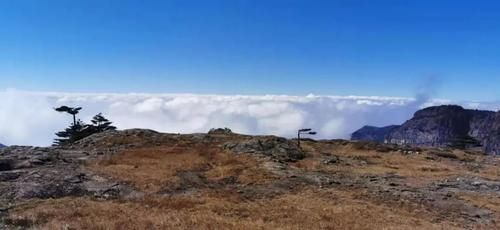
[0,89,498,146]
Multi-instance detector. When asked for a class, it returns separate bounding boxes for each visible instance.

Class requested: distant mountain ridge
[0,143,5,148]
[351,125,400,143]
[351,105,500,155]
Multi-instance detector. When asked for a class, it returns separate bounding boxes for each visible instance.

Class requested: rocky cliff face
[469,111,500,155]
[386,105,473,147]
[352,105,500,155]
[351,125,400,143]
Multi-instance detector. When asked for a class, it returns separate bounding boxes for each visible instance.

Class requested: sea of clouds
[0,89,498,146]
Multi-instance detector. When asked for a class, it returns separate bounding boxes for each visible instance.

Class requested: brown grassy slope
[297,140,500,183]
[6,136,500,229]
[8,189,458,230]
[86,145,276,193]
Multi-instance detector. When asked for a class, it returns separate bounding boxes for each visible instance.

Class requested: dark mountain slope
[352,105,500,155]
[351,125,400,143]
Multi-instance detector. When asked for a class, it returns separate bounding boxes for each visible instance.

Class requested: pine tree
[54,106,83,145]
[53,119,86,146]
[53,106,117,146]
[55,106,82,126]
[91,113,116,132]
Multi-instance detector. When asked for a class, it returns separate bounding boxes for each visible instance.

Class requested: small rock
[471,181,482,186]
[323,157,338,165]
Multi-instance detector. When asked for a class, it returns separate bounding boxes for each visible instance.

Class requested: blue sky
[0,0,499,101]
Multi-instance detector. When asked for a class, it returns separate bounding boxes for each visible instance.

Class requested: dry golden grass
[8,137,498,229]
[8,189,463,230]
[87,146,208,192]
[87,145,275,193]
[298,141,500,186]
[458,192,500,214]
[456,192,500,229]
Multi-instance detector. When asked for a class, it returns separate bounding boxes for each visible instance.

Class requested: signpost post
[298,128,317,148]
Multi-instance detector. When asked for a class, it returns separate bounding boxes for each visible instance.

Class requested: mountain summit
[0,128,499,228]
[352,105,500,155]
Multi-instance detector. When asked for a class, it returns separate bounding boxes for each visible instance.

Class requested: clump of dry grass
[458,192,500,214]
[429,151,459,159]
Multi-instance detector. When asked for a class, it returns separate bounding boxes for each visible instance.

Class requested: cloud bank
[0,89,498,146]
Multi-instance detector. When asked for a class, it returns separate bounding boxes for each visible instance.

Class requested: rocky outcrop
[223,136,305,162]
[0,146,136,203]
[208,128,233,135]
[351,125,400,142]
[352,105,500,155]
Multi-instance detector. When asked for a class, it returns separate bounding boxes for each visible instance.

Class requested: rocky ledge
[0,146,136,204]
